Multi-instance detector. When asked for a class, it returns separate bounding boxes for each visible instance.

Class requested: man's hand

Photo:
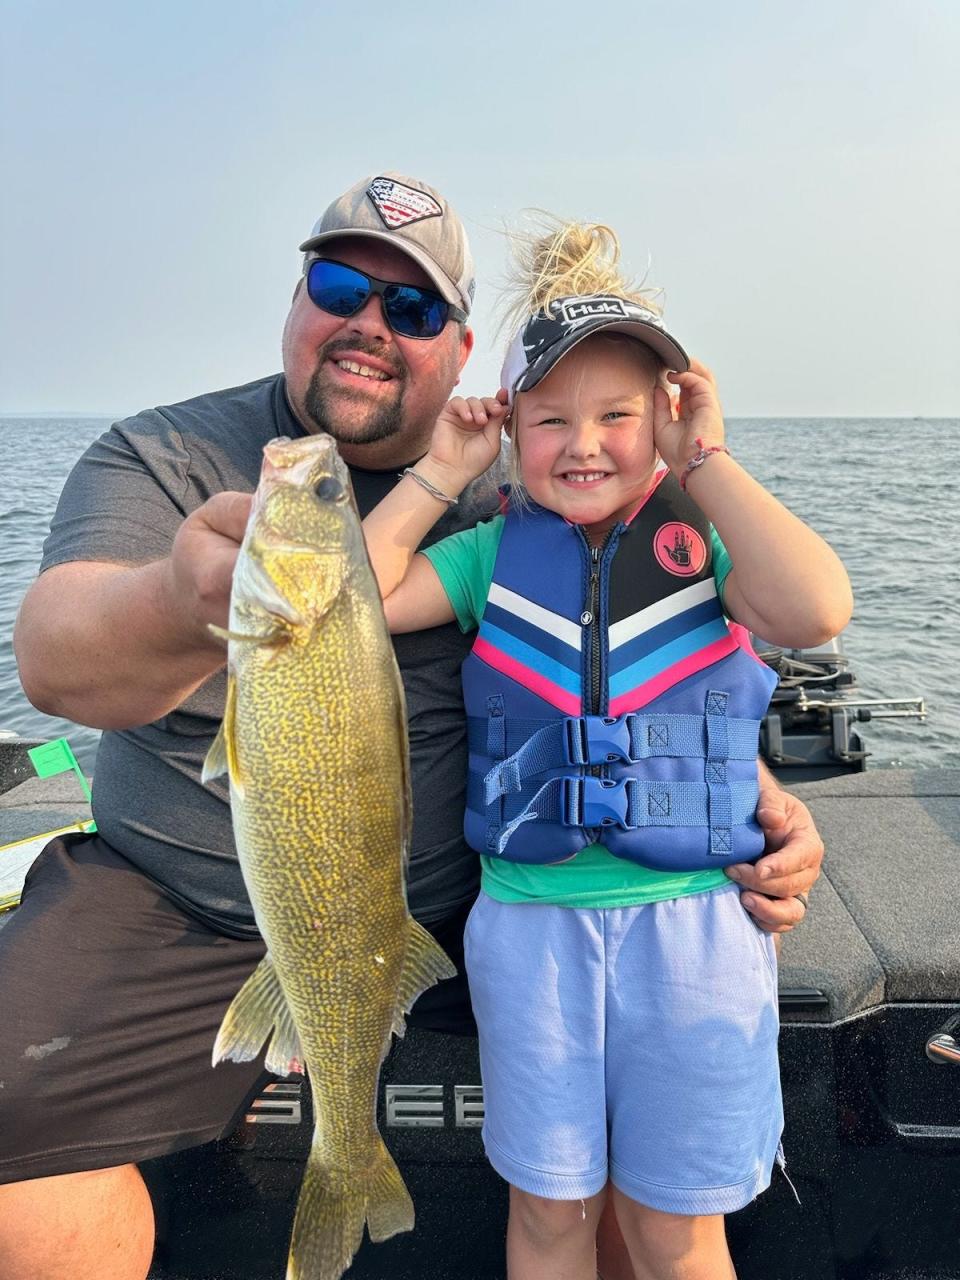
[725,782,824,933]
[15,490,254,730]
[160,492,253,652]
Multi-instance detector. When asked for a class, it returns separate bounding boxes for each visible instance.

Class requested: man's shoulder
[107,374,290,498]
[117,374,286,439]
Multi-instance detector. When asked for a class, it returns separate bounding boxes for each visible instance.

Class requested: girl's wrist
[406,457,469,503]
[678,439,732,492]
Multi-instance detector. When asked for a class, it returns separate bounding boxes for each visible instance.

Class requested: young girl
[363,222,852,1280]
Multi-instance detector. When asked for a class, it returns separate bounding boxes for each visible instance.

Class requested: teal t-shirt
[421,514,735,908]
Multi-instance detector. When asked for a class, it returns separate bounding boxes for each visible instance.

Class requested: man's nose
[346,293,392,343]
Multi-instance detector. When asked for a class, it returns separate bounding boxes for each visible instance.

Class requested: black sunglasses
[305,258,467,340]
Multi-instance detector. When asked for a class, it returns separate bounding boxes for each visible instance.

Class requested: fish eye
[313,475,344,502]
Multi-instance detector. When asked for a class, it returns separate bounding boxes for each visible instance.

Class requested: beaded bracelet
[679,438,731,491]
[400,467,459,506]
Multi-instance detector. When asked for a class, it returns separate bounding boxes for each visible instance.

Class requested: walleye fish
[202,434,455,1280]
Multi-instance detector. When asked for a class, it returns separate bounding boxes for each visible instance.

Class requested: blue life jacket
[461,473,778,871]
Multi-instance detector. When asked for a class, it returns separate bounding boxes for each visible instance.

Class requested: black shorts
[0,834,475,1184]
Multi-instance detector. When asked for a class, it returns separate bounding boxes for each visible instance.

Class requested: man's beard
[302,341,407,445]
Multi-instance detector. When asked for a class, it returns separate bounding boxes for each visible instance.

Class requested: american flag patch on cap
[366,177,443,229]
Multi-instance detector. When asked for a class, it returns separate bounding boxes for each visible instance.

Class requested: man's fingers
[740,891,807,934]
[757,808,783,849]
[755,796,788,827]
[200,491,253,542]
[742,870,817,899]
[727,847,818,887]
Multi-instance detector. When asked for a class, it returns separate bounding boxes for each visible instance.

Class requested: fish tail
[364,1135,415,1243]
[286,1138,414,1280]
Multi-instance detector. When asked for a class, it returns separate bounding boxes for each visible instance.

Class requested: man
[2,173,822,1280]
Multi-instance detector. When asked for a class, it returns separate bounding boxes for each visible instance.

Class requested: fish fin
[390,918,458,1039]
[213,952,302,1072]
[286,1163,366,1280]
[286,1138,413,1280]
[264,998,305,1077]
[201,674,245,798]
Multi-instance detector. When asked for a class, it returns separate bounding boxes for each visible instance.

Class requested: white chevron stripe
[487,582,582,652]
[608,578,719,651]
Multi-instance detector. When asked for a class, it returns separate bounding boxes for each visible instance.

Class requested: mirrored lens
[306,260,451,339]
[306,261,370,317]
[384,286,449,338]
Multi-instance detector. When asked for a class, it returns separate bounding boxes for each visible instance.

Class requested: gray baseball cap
[299,172,476,316]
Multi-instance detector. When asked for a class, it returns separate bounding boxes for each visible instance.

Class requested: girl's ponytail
[502,216,661,335]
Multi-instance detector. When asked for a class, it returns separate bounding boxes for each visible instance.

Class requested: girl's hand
[422,391,510,491]
[653,359,725,481]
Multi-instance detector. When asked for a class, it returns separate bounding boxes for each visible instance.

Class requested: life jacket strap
[705,689,732,856]
[478,712,761,806]
[491,776,761,856]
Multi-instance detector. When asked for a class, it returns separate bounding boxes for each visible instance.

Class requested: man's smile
[332,359,391,382]
[322,344,403,393]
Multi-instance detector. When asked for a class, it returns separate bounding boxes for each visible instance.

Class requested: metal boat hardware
[926,1014,960,1065]
[384,1084,486,1127]
[244,1081,303,1124]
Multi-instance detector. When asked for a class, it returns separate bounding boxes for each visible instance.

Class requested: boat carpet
[780,768,960,1021]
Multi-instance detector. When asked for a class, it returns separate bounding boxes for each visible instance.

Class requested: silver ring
[794,892,809,910]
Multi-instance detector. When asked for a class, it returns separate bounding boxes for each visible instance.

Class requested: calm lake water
[1,414,958,773]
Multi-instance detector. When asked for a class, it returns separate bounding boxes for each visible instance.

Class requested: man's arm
[725,760,825,933]
[15,492,252,731]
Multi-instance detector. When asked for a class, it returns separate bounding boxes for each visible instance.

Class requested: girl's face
[513,336,660,541]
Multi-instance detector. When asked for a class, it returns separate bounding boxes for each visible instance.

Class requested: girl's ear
[503,411,514,439]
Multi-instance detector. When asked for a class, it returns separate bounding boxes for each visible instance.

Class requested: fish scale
[203,434,455,1279]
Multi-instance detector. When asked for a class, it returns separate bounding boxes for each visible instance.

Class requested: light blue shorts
[464,882,783,1216]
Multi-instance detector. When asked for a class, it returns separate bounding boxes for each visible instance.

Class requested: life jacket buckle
[564,715,634,766]
[562,776,633,828]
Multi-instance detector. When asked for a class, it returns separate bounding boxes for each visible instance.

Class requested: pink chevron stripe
[472,635,582,715]
[608,634,739,716]
[728,621,770,667]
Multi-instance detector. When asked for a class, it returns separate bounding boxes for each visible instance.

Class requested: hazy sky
[2,0,958,417]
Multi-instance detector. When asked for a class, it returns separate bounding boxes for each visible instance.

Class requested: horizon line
[2,410,958,422]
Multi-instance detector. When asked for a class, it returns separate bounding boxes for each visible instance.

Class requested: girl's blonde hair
[501,214,662,337]
[502,215,665,500]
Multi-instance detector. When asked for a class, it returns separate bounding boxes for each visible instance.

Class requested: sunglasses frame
[305,257,467,340]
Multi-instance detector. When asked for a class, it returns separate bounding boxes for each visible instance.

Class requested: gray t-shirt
[40,374,506,935]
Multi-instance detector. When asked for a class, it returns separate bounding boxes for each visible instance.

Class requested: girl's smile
[513,336,661,541]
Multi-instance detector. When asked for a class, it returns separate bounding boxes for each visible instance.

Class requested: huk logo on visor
[556,296,662,327]
[366,177,443,229]
[557,297,631,323]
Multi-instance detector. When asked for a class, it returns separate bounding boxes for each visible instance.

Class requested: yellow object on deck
[0,821,96,912]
